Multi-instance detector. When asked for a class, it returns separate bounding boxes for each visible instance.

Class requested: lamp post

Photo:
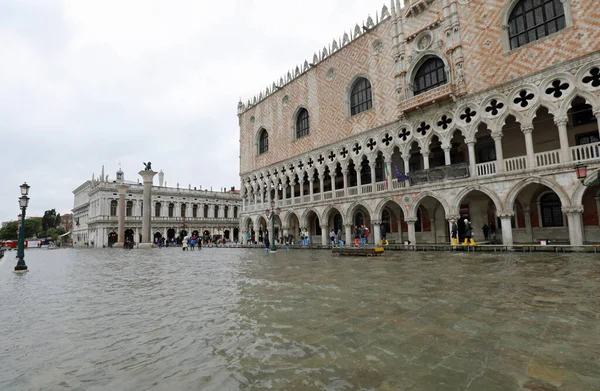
[265,200,280,252]
[14,182,30,274]
[574,162,600,187]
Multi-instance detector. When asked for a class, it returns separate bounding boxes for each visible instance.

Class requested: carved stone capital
[554,116,568,127]
[521,125,534,134]
[593,108,600,116]
[446,215,461,222]
[405,217,418,224]
[372,219,382,225]
[496,210,514,219]
[562,206,584,215]
[491,132,504,140]
[466,138,476,145]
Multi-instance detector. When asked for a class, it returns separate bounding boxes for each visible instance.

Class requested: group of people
[450,218,497,245]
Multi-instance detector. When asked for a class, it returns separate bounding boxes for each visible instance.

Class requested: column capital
[521,125,534,134]
[554,116,568,126]
[405,217,418,224]
[562,205,584,215]
[344,223,354,229]
[466,138,476,145]
[320,224,329,229]
[372,219,382,225]
[446,215,460,221]
[281,226,289,231]
[491,132,504,140]
[442,144,452,152]
[496,210,514,218]
[592,108,600,116]
[422,150,430,157]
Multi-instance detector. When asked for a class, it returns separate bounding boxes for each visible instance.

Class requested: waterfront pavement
[1,248,599,390]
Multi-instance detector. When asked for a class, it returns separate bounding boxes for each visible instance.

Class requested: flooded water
[1,248,599,390]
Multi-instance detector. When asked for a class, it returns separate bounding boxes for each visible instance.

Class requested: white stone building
[72,166,241,247]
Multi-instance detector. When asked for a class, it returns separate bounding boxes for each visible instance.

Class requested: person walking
[264,231,270,253]
[337,228,343,247]
[450,218,458,246]
[380,223,387,246]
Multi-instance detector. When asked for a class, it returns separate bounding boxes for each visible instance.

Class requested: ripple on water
[1,248,600,390]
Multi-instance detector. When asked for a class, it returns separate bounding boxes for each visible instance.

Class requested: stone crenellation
[237,2,398,115]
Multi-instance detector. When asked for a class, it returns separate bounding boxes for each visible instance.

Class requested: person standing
[450,219,458,246]
[482,223,489,241]
[337,228,343,247]
[380,223,387,245]
[264,231,270,252]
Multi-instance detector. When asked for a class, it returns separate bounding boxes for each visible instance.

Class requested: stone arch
[505,177,571,212]
[498,110,527,128]
[345,200,373,223]
[408,191,450,219]
[571,168,600,206]
[452,186,504,217]
[255,127,269,155]
[406,50,451,98]
[292,105,310,140]
[374,197,406,219]
[301,207,320,228]
[346,74,374,116]
[558,90,599,117]
[282,210,299,227]
[524,102,559,124]
[322,205,344,225]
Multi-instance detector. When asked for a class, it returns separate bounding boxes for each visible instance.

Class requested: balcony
[409,163,469,185]
[399,84,456,114]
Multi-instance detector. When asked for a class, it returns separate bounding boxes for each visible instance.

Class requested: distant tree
[42,209,59,232]
[0,218,41,240]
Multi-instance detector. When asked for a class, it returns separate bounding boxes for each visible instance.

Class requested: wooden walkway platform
[332,247,385,256]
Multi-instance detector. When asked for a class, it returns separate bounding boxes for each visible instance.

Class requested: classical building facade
[238,0,600,246]
[72,166,241,247]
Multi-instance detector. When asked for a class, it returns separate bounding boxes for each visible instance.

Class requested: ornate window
[258,129,269,154]
[540,193,563,227]
[192,204,198,218]
[214,205,219,218]
[233,206,238,218]
[110,200,117,216]
[224,206,229,218]
[350,77,373,116]
[414,57,447,95]
[508,0,565,50]
[168,203,174,218]
[155,202,161,217]
[181,204,186,218]
[296,108,310,139]
[140,202,143,217]
[204,205,209,218]
[126,201,133,217]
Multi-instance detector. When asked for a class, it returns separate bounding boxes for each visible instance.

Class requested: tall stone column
[406,218,417,245]
[564,206,584,246]
[357,166,362,193]
[370,162,376,185]
[373,220,381,245]
[595,109,600,140]
[555,116,570,163]
[430,218,437,243]
[522,126,535,168]
[139,170,157,248]
[498,212,514,246]
[443,146,452,166]
[331,169,337,195]
[321,224,328,246]
[342,168,348,196]
[342,223,351,245]
[492,132,504,173]
[117,184,129,246]
[422,151,430,170]
[319,174,324,197]
[467,141,476,176]
[403,158,411,188]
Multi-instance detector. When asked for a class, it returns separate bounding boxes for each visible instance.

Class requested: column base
[138,243,155,249]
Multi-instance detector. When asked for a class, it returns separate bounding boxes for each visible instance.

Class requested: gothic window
[508,0,565,50]
[233,206,238,218]
[126,201,133,217]
[540,193,563,227]
[140,202,143,217]
[204,205,209,218]
[350,77,373,116]
[224,206,229,218]
[571,101,595,127]
[576,132,600,146]
[110,200,117,216]
[258,129,269,154]
[192,204,198,218]
[181,204,186,218]
[414,57,447,96]
[168,203,174,218]
[296,108,310,139]
[214,205,219,218]
[155,202,161,217]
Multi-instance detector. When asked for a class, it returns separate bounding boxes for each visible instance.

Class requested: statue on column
[143,162,152,171]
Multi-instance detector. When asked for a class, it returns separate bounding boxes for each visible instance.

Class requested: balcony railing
[535,149,560,167]
[376,181,387,192]
[335,189,346,198]
[323,191,333,200]
[313,193,322,201]
[347,186,358,196]
[399,84,456,113]
[476,161,497,177]
[570,142,600,162]
[391,178,406,189]
[409,163,469,185]
[302,195,311,203]
[505,156,526,172]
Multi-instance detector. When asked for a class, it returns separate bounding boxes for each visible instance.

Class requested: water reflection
[1,249,599,390]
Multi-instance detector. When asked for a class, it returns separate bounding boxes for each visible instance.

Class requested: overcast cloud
[0,0,386,222]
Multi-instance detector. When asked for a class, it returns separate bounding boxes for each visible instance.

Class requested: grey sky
[0,0,387,222]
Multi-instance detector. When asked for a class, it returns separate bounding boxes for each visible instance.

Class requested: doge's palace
[238,0,600,247]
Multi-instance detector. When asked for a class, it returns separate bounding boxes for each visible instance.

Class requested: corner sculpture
[143,162,152,171]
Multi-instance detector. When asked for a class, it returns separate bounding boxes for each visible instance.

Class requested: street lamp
[265,200,281,252]
[14,182,30,274]
[574,162,600,186]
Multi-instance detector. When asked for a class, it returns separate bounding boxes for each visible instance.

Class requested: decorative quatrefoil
[297,161,304,170]
[328,151,336,162]
[460,108,477,123]
[513,90,535,108]
[306,158,313,168]
[399,128,411,141]
[485,99,504,116]
[437,115,453,129]
[582,67,600,88]
[382,133,393,146]
[353,143,362,155]
[340,147,349,158]
[545,80,569,98]
[417,122,430,136]
[366,138,377,151]
[317,154,325,165]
